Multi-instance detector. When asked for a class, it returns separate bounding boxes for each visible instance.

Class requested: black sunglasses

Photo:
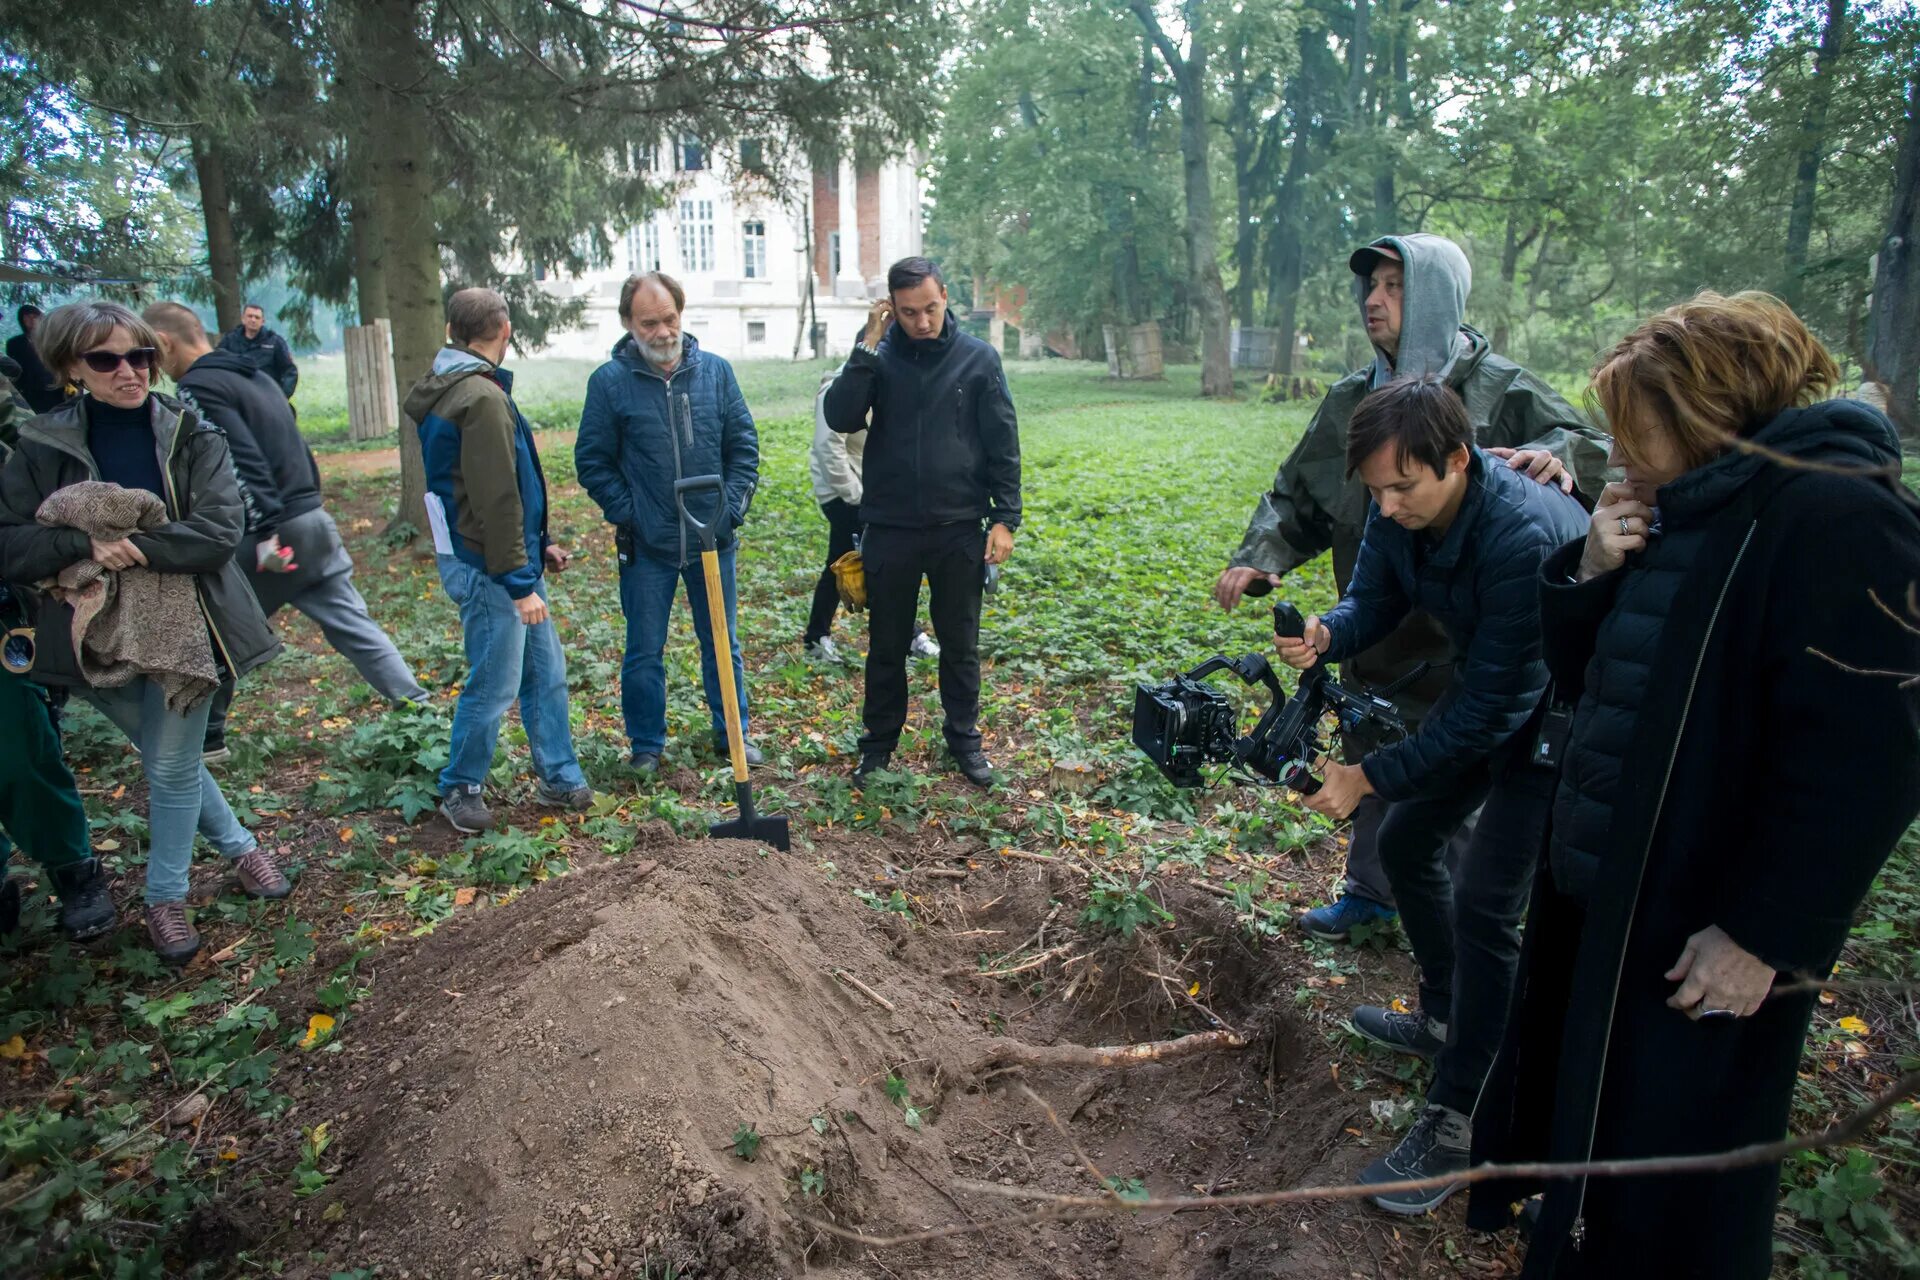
[80,347,157,374]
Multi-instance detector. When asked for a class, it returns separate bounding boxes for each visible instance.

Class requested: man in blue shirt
[1277,375,1586,1215]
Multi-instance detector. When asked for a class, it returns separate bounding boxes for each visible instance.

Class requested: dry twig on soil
[805,1069,1920,1250]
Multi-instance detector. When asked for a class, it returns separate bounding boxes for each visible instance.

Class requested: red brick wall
[811,164,839,285]
[857,165,881,280]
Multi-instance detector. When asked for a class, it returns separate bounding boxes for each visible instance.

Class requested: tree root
[971,1029,1246,1074]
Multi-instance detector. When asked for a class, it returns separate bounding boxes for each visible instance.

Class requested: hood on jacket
[611,331,702,373]
[1660,397,1905,521]
[187,348,263,380]
[1349,233,1473,388]
[403,346,498,422]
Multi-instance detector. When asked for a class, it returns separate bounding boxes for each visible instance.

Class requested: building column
[837,156,861,297]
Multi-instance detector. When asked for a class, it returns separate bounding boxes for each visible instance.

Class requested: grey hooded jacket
[1229,232,1612,711]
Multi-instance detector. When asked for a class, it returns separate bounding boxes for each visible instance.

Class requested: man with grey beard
[575,272,762,776]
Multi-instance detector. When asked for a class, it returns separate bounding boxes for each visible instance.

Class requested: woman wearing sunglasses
[0,300,288,964]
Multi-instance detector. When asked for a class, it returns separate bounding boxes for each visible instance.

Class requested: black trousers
[1376,751,1558,1117]
[859,521,984,755]
[805,498,862,644]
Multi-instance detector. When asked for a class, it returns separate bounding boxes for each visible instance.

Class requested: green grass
[2,356,1913,1275]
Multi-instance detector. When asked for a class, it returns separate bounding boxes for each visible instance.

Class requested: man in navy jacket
[1276,375,1586,1216]
[575,272,761,775]
[823,257,1021,788]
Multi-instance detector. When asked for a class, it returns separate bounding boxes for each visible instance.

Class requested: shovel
[675,473,790,852]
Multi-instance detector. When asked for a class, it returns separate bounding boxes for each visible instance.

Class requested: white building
[532,136,925,362]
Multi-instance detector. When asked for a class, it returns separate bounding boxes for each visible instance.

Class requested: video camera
[1132,599,1418,792]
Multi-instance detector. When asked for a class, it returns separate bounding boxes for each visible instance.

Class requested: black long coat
[1467,401,1920,1278]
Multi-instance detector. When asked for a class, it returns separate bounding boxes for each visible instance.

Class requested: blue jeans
[437,556,586,794]
[83,678,256,904]
[617,547,749,757]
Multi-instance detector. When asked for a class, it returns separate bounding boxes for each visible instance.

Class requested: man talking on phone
[823,257,1022,788]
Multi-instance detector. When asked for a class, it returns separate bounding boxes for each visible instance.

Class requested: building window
[825,165,840,194]
[747,321,767,344]
[742,221,767,279]
[740,138,767,173]
[829,231,842,278]
[678,199,714,273]
[625,139,655,173]
[676,133,705,172]
[625,220,661,273]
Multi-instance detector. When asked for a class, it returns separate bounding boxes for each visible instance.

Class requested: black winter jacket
[0,394,282,686]
[1319,448,1588,800]
[217,326,299,399]
[1469,401,1920,1278]
[5,333,62,414]
[822,313,1022,532]
[176,349,322,539]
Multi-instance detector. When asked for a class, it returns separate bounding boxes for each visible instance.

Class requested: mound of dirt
[273,836,1362,1279]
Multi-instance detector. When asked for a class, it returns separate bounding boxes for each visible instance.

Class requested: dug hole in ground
[262,825,1378,1280]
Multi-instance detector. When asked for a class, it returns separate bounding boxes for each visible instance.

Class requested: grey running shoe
[440,785,495,834]
[1358,1104,1470,1215]
[1351,1004,1447,1060]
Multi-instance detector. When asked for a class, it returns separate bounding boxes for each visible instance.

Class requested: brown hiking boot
[145,902,202,966]
[232,847,293,900]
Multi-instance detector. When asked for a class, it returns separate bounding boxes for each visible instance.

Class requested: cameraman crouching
[1276,375,1584,1214]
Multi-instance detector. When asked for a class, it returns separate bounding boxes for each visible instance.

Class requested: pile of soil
[272,833,1374,1279]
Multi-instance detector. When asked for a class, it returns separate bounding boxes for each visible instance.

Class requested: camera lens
[2,629,33,675]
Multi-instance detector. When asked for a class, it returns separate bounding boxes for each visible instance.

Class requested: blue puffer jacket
[1321,448,1589,800]
[574,333,759,567]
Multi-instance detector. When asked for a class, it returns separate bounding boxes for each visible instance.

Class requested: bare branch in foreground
[803,1069,1920,1250]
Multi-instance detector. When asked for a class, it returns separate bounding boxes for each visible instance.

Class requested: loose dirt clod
[271,837,1358,1278]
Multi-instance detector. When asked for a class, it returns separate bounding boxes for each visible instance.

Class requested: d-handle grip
[675,474,725,550]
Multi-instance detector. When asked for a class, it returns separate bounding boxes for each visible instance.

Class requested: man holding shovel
[575,272,762,778]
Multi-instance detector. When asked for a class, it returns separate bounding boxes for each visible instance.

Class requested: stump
[345,318,401,444]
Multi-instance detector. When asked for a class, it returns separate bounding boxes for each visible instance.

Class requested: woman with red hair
[1468,292,1920,1276]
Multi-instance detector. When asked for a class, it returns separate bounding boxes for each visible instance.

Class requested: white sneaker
[910,632,941,658]
[806,636,844,663]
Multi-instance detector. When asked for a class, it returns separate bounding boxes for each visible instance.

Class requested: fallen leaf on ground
[300,1014,336,1049]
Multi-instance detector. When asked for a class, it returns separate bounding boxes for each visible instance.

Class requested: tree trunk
[365,0,441,540]
[1131,0,1232,398]
[192,137,242,334]
[1866,63,1920,442]
[1345,0,1370,121]
[1783,0,1847,310]
[1370,0,1402,236]
[1262,33,1319,373]
[347,127,391,325]
[1228,48,1258,332]
[1492,216,1539,354]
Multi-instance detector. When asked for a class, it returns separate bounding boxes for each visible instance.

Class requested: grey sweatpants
[207,511,426,739]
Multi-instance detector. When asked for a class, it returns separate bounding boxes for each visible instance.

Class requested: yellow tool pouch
[830,549,866,610]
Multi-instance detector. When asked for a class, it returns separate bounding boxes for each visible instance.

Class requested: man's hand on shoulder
[1485,446,1573,494]
[986,523,1014,566]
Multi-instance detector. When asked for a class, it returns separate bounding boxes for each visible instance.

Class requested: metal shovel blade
[709,781,790,852]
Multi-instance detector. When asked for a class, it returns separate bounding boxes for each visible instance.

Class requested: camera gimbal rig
[1131,599,1421,792]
